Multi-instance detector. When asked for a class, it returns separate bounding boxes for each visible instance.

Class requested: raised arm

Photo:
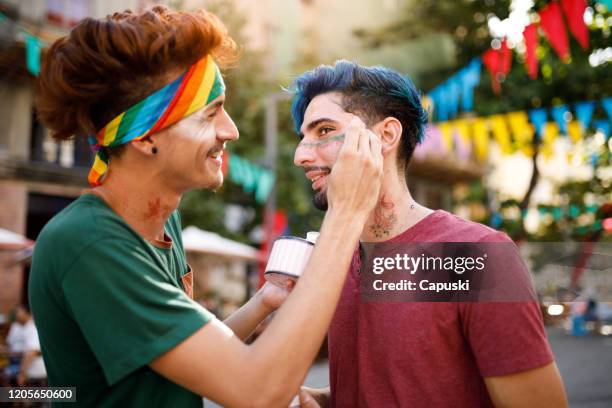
[150,118,382,407]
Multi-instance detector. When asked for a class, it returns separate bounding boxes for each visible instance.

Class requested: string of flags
[425,0,609,122]
[0,11,45,75]
[222,152,275,205]
[414,97,612,163]
[489,203,610,233]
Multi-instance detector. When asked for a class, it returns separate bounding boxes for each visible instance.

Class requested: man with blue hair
[291,61,567,408]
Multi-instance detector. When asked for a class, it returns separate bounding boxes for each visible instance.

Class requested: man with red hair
[29,7,383,407]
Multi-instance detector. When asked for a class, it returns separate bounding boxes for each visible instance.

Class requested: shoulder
[423,210,512,243]
[32,194,138,278]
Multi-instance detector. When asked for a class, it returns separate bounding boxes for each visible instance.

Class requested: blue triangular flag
[594,119,611,139]
[429,87,447,122]
[460,58,482,112]
[25,33,41,76]
[446,79,461,119]
[575,101,596,130]
[551,105,569,135]
[529,108,548,140]
[602,97,612,122]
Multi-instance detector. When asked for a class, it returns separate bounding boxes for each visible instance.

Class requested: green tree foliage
[356,0,611,109]
[356,0,611,242]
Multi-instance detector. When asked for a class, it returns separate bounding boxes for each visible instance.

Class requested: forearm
[246,211,364,403]
[223,290,272,341]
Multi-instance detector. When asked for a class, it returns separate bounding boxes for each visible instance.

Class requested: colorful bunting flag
[523,23,539,79]
[542,123,560,159]
[438,122,454,152]
[460,58,482,111]
[482,40,512,94]
[540,1,570,61]
[529,108,548,140]
[551,104,570,134]
[561,0,589,49]
[25,33,41,76]
[575,101,596,130]
[418,98,610,162]
[490,115,513,154]
[446,79,461,119]
[507,111,535,156]
[472,119,490,161]
[567,121,583,143]
[227,154,275,204]
[602,97,612,121]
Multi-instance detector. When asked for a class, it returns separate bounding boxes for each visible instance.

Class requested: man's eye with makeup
[319,126,334,136]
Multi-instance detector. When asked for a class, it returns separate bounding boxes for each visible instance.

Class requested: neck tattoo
[369,194,398,239]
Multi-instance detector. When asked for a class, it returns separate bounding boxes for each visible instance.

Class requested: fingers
[368,130,383,169]
[299,389,321,408]
[286,279,295,291]
[341,116,365,153]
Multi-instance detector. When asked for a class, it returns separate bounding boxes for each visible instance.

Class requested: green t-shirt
[29,194,213,407]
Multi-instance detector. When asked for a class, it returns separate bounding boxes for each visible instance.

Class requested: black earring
[152,147,158,154]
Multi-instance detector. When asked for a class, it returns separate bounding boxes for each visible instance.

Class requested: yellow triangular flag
[472,118,489,161]
[490,115,513,155]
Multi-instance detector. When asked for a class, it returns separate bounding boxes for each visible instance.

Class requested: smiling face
[152,93,239,191]
[294,92,355,210]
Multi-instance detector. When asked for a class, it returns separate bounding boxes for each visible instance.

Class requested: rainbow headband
[87,55,225,186]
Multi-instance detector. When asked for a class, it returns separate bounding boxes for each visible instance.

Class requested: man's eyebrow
[203,100,224,113]
[300,117,338,136]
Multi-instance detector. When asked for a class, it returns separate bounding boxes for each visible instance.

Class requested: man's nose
[294,143,317,167]
[217,110,239,142]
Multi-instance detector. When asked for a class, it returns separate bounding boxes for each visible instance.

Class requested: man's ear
[130,136,156,156]
[376,117,402,155]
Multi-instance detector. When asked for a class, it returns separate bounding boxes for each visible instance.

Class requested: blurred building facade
[0,0,174,314]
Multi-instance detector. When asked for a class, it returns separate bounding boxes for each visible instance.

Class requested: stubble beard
[313,188,328,211]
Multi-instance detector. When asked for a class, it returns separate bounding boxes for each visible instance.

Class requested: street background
[0,0,610,406]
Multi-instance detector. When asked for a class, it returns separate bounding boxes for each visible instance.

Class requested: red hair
[36,5,237,141]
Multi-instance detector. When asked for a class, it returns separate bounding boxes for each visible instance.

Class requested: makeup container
[264,232,319,289]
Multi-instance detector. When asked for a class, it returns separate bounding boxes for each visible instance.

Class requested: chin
[313,190,328,211]
[200,172,224,190]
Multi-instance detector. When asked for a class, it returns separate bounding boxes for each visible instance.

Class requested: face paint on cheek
[298,133,345,150]
[319,134,345,164]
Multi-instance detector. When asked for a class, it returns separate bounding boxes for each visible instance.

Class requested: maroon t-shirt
[328,210,554,407]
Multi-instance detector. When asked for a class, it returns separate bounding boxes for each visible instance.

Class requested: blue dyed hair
[289,60,428,171]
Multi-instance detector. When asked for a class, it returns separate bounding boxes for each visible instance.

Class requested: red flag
[539,1,570,61]
[482,40,512,94]
[561,0,589,49]
[258,210,288,286]
[523,23,539,79]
